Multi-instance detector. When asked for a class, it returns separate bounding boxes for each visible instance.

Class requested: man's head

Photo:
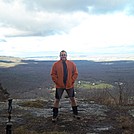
[60,50,67,61]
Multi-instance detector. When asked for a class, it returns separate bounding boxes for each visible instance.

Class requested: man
[50,50,80,122]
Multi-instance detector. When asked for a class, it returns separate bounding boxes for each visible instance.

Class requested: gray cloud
[22,0,134,14]
[87,0,134,14]
[0,0,134,38]
[22,0,90,12]
[0,39,6,42]
[0,1,85,37]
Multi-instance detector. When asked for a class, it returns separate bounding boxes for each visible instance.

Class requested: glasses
[60,54,67,57]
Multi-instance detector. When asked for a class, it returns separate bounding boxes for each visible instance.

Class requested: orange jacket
[51,60,78,89]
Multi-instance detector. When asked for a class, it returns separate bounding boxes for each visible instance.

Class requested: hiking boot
[52,115,58,122]
[72,106,80,119]
[73,114,80,120]
[52,107,58,122]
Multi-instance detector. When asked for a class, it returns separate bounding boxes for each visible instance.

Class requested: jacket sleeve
[50,63,58,84]
[72,63,78,82]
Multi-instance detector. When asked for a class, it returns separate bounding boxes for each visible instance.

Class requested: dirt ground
[0,95,134,134]
[13,108,134,134]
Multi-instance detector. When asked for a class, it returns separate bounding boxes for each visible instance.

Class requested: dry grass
[117,115,134,130]
[18,99,47,108]
[14,126,68,134]
[14,126,38,134]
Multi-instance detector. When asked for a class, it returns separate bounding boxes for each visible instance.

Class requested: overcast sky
[0,0,134,58]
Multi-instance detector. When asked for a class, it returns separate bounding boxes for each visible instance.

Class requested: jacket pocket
[56,78,64,87]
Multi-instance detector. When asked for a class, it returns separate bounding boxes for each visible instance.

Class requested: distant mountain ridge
[0,54,134,64]
[0,56,26,68]
[15,55,134,61]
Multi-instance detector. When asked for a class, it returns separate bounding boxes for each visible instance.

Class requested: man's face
[60,52,67,61]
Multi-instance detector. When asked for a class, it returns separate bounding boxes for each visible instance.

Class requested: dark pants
[55,88,75,99]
